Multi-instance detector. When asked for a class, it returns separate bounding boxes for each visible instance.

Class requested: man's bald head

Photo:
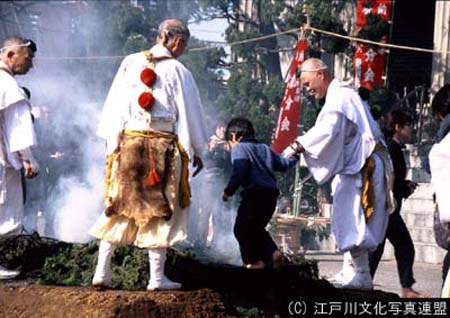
[156,19,190,58]
[1,36,36,54]
[298,58,332,100]
[0,36,36,75]
[299,58,328,73]
[157,19,190,42]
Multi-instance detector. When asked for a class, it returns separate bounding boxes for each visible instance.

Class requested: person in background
[192,118,232,250]
[222,118,298,269]
[0,36,39,279]
[283,58,394,290]
[90,19,208,291]
[369,110,429,298]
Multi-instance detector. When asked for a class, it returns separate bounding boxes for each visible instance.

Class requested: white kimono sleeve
[172,68,208,158]
[3,100,36,152]
[297,111,345,184]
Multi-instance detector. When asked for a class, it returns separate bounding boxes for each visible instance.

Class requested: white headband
[299,65,328,72]
[0,41,32,53]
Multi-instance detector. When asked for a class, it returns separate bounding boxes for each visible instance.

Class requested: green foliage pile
[38,241,155,290]
[108,245,149,290]
[38,240,99,287]
[0,233,68,276]
[0,234,150,289]
[0,235,200,290]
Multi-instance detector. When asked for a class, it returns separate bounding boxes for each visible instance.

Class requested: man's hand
[222,192,229,202]
[23,160,38,179]
[209,139,218,151]
[282,141,304,158]
[282,145,297,158]
[192,155,203,177]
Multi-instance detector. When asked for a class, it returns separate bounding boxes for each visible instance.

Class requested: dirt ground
[0,265,398,318]
[0,285,226,318]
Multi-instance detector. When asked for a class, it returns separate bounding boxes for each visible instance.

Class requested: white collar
[0,61,13,75]
[149,44,174,59]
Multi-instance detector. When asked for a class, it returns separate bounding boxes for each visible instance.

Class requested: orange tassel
[145,168,160,186]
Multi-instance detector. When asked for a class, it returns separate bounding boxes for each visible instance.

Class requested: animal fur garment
[104,133,176,226]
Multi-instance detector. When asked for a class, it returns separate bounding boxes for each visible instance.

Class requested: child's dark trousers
[234,188,279,265]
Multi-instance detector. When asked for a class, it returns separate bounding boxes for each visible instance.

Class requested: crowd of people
[0,18,449,298]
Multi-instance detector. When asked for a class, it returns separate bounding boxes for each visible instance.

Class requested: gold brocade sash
[360,143,384,222]
[104,130,191,209]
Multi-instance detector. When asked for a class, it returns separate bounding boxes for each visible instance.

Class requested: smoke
[21,70,106,243]
[50,168,103,243]
[188,173,241,265]
[10,1,243,263]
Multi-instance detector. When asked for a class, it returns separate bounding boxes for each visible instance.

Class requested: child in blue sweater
[221,118,299,269]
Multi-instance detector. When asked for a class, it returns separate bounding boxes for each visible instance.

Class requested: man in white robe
[90,19,208,291]
[0,36,39,279]
[283,58,392,289]
[429,131,450,298]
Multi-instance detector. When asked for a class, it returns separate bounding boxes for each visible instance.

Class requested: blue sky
[190,18,228,43]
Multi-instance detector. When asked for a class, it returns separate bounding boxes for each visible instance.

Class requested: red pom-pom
[140,68,156,87]
[138,92,155,110]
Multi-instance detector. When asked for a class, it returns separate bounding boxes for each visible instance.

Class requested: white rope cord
[34,24,449,61]
[306,26,448,55]
[188,27,301,52]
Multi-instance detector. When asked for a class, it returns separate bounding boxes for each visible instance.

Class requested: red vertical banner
[356,0,391,32]
[354,0,392,89]
[272,39,307,153]
[354,45,387,89]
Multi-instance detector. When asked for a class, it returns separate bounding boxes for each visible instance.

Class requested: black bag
[434,206,450,250]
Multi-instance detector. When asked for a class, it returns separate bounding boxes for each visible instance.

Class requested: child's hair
[432,84,450,118]
[390,109,412,128]
[225,117,255,141]
[383,109,411,138]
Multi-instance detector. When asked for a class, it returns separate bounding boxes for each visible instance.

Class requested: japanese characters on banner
[354,0,392,89]
[272,39,307,154]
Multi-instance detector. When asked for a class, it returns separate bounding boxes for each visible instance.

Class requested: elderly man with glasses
[90,19,208,291]
[0,36,39,279]
[283,58,394,290]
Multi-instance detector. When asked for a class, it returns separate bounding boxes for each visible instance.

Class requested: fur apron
[105,130,190,226]
[90,130,191,248]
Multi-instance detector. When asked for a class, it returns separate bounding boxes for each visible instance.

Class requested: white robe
[429,132,450,223]
[90,45,208,248]
[96,44,208,158]
[296,79,389,252]
[0,64,38,235]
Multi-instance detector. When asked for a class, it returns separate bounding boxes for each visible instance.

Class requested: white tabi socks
[147,247,181,291]
[329,251,354,284]
[92,240,115,288]
[0,264,20,280]
[336,248,373,290]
